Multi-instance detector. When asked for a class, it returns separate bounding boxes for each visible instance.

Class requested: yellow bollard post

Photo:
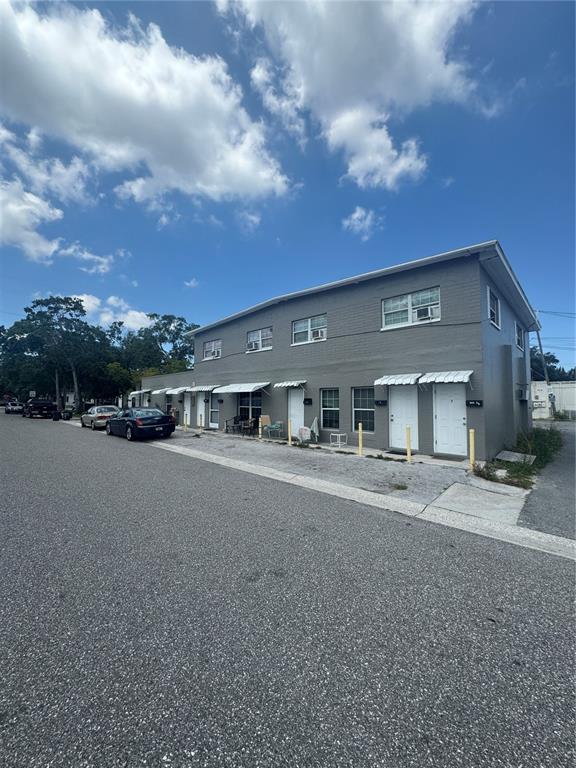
[469,428,475,470]
[287,419,292,446]
[357,423,363,456]
[406,425,412,463]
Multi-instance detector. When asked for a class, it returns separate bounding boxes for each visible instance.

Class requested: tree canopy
[530,346,575,382]
[0,298,199,407]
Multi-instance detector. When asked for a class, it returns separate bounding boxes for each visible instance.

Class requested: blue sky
[1,1,574,366]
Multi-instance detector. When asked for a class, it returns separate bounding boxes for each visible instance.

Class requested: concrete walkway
[518,421,576,540]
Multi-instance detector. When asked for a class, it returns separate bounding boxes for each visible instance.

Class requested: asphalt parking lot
[1,413,574,767]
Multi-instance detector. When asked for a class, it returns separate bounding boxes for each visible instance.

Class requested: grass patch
[391,483,408,491]
[335,449,352,455]
[474,427,562,489]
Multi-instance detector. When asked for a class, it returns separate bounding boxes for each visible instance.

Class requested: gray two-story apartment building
[180,241,538,460]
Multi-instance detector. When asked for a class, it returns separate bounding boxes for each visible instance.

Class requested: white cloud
[250,58,305,143]
[342,206,383,242]
[73,293,102,315]
[441,176,455,188]
[75,294,152,331]
[0,2,288,204]
[0,178,62,262]
[0,124,92,205]
[184,277,199,288]
[58,242,116,275]
[237,210,261,233]
[223,0,478,189]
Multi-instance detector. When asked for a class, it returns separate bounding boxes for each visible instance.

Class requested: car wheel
[81,419,86,427]
[126,425,134,441]
[91,421,96,430]
[106,422,112,435]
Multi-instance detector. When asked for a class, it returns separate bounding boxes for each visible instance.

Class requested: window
[238,391,262,421]
[292,314,327,345]
[321,389,340,429]
[352,387,375,432]
[203,339,222,360]
[515,321,525,351]
[382,287,440,329]
[247,327,273,352]
[488,289,501,328]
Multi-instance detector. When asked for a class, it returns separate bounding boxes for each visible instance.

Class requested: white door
[434,383,467,455]
[209,393,219,429]
[288,388,305,433]
[183,393,192,428]
[389,386,419,450]
[196,395,205,428]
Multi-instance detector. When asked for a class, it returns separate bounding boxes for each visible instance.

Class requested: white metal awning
[151,387,169,395]
[273,380,307,388]
[128,389,150,397]
[165,386,189,395]
[374,373,422,386]
[213,382,270,394]
[188,385,218,392]
[419,370,473,384]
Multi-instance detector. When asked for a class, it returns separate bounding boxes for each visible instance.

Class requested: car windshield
[132,409,163,417]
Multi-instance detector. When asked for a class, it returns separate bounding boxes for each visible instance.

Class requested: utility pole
[536,312,555,418]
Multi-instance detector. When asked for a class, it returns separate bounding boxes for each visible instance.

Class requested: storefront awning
[188,385,218,392]
[213,382,270,394]
[165,386,189,395]
[151,388,169,395]
[273,380,307,388]
[419,370,473,384]
[374,373,422,386]
[128,389,150,398]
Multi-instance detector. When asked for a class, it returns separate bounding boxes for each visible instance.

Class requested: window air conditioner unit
[415,307,432,321]
[212,349,221,358]
[312,328,326,340]
[247,341,258,351]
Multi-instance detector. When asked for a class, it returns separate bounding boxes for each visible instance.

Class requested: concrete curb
[64,421,576,561]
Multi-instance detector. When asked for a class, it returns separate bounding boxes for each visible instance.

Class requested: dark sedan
[106,407,175,441]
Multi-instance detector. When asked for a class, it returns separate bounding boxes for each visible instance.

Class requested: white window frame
[352,387,375,433]
[246,327,273,353]
[320,388,340,430]
[381,287,441,331]
[202,339,222,360]
[291,314,327,346]
[515,321,525,351]
[488,288,501,329]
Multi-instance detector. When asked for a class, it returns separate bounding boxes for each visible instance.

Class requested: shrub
[515,427,562,469]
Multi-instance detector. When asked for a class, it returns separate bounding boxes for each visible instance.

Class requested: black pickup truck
[22,398,57,418]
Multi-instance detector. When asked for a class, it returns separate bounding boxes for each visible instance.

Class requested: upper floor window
[247,327,273,352]
[488,288,501,329]
[292,314,327,345]
[382,287,440,329]
[515,321,525,351]
[203,339,222,360]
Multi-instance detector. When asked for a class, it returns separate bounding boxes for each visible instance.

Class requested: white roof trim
[273,380,307,388]
[165,386,188,395]
[151,388,169,395]
[374,373,422,386]
[213,382,270,394]
[128,389,150,397]
[188,385,218,392]
[419,370,473,384]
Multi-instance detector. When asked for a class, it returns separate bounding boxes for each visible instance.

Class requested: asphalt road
[0,413,574,768]
[518,421,576,540]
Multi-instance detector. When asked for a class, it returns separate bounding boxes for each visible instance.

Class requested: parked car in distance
[106,408,175,441]
[22,399,57,418]
[81,405,120,430]
[4,401,23,414]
